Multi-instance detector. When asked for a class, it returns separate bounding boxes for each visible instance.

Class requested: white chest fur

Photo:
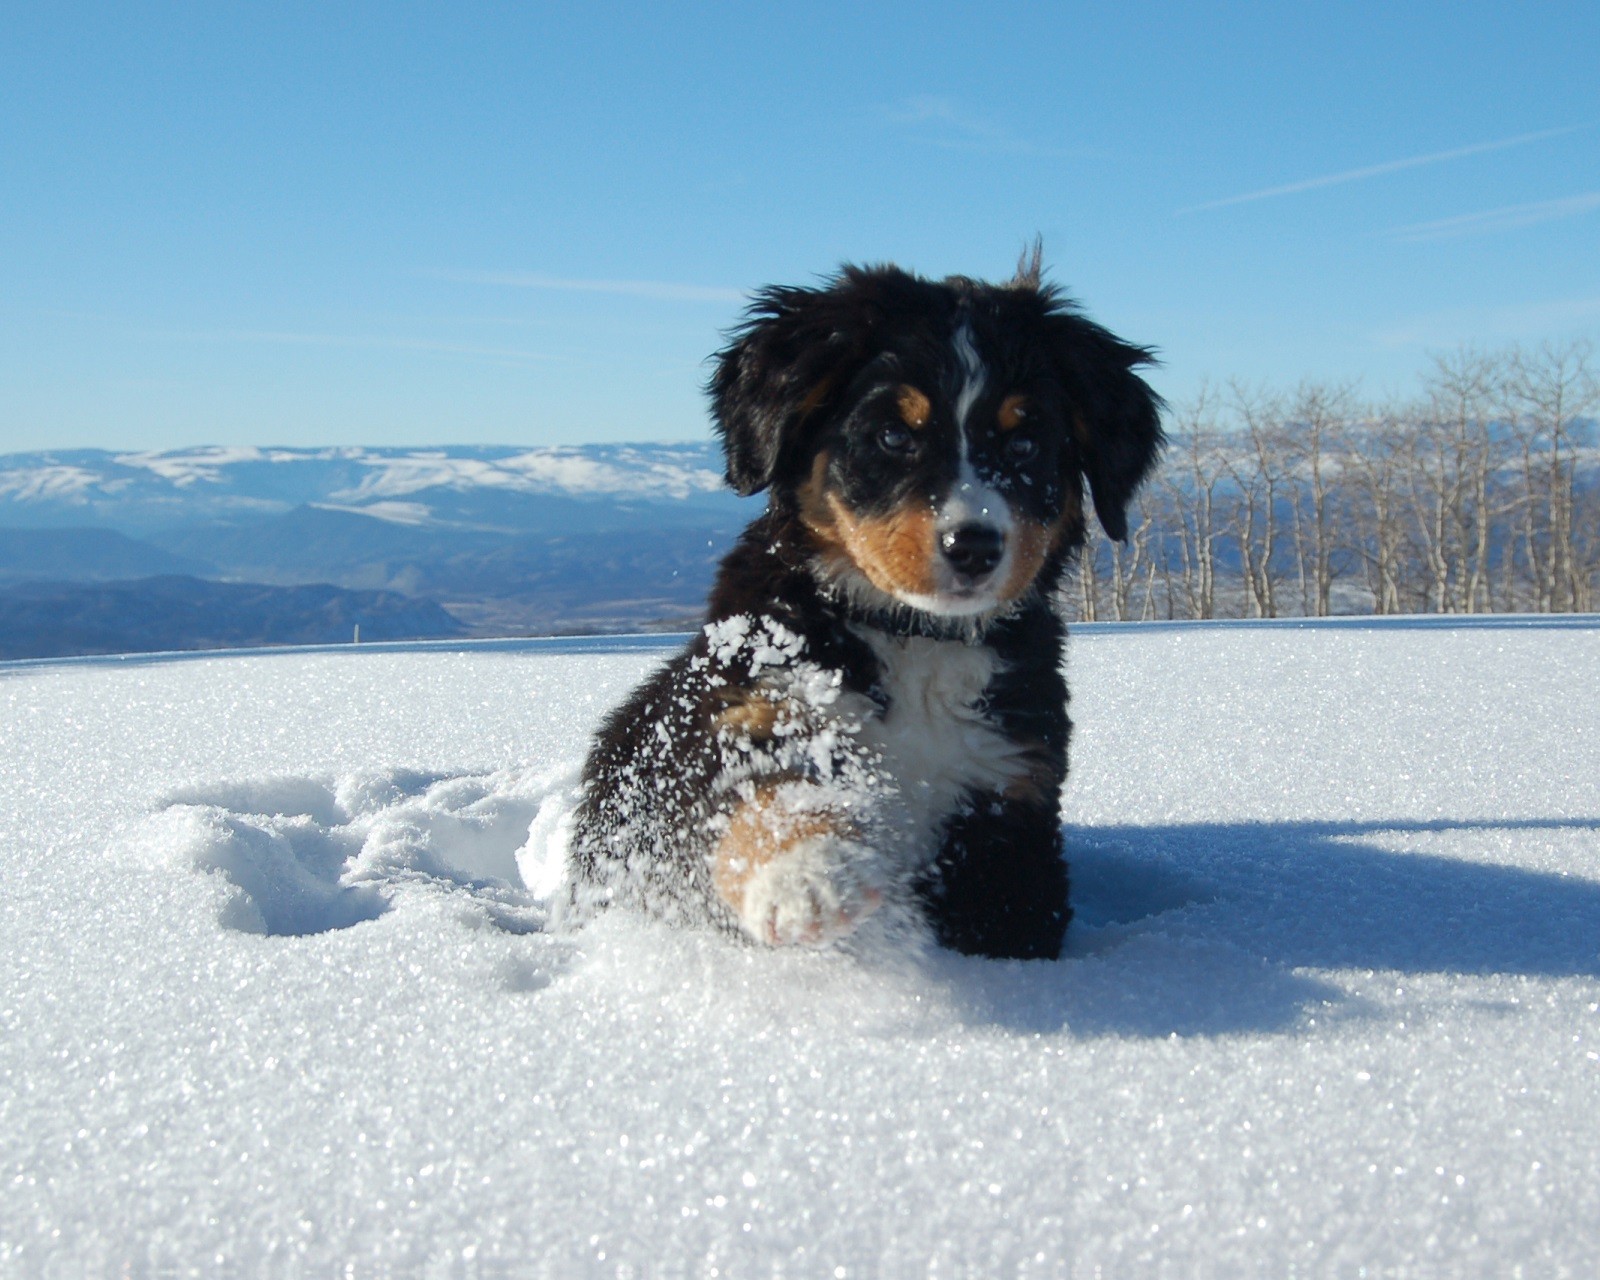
[853,628,1028,859]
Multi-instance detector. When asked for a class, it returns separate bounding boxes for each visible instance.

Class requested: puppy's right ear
[708,282,864,496]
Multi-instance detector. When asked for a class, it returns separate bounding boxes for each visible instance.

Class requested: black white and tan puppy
[567,258,1162,959]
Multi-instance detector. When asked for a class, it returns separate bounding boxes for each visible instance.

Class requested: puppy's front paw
[740,839,883,946]
[712,785,883,946]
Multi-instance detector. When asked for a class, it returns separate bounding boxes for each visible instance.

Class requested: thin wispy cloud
[434,270,744,304]
[889,95,1035,154]
[1180,123,1589,214]
[885,96,1090,159]
[1385,192,1600,242]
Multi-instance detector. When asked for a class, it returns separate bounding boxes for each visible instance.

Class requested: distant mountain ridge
[0,443,745,532]
[0,526,210,583]
[0,443,761,657]
[0,575,464,660]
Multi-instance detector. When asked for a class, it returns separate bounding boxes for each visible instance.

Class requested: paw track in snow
[134,765,579,936]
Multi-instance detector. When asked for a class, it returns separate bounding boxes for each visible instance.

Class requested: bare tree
[1222,384,1290,617]
[1283,381,1355,615]
[1064,335,1597,623]
[1577,477,1600,613]
[1158,388,1228,619]
[1504,340,1598,612]
[1110,495,1164,620]
[1340,411,1410,615]
[1071,534,1103,622]
[1401,351,1507,613]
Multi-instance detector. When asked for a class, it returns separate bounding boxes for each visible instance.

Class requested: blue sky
[3,1,1597,452]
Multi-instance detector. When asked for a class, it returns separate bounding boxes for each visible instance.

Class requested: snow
[2,619,1598,1274]
[111,446,271,486]
[0,444,735,526]
[498,447,727,500]
[0,465,105,503]
[326,446,727,504]
[309,500,437,526]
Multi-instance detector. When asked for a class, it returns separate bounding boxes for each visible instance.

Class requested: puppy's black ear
[708,275,879,496]
[1048,312,1164,541]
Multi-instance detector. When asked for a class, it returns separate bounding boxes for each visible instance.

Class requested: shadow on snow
[933,816,1600,1038]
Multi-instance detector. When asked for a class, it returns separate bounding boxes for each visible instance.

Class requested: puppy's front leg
[712,781,883,946]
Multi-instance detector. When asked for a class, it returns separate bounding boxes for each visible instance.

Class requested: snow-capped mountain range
[0,442,746,531]
[0,444,760,655]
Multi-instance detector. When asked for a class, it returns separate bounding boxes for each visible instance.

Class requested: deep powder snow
[2,619,1598,1275]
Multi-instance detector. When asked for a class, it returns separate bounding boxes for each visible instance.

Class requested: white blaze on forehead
[943,319,1012,537]
[951,320,987,431]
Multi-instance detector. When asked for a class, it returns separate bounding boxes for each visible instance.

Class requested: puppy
[566,258,1161,959]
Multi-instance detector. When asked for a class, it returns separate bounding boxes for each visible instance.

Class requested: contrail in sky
[1179,123,1589,214]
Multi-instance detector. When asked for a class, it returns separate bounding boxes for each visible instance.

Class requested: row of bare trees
[1069,340,1600,621]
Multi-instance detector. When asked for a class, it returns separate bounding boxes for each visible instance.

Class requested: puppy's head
[710,261,1163,618]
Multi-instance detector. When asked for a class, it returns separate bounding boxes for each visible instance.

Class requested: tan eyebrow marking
[896,384,932,429]
[998,393,1029,431]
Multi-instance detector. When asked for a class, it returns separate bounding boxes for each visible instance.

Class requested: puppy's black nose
[940,523,1005,579]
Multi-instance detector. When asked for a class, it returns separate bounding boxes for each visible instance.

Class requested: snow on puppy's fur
[568,258,1163,957]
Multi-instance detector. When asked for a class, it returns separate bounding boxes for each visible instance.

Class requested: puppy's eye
[877,424,918,456]
[1005,434,1039,462]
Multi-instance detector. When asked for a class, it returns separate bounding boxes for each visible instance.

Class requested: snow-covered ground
[3,618,1598,1276]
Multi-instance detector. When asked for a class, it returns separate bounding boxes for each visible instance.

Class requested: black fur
[569,261,1162,959]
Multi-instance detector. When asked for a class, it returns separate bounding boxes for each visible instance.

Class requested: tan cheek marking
[712,784,851,914]
[996,506,1084,603]
[896,384,932,429]
[798,451,859,579]
[998,394,1028,431]
[825,494,940,598]
[799,450,940,598]
[1073,411,1093,447]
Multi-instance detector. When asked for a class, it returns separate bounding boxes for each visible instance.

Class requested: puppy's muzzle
[940,522,1006,582]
